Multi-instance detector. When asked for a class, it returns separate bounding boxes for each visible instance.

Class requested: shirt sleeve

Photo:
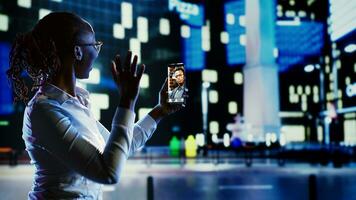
[129,115,157,156]
[96,115,157,156]
[30,102,135,185]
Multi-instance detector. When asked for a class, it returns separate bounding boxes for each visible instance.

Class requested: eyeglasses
[76,41,103,53]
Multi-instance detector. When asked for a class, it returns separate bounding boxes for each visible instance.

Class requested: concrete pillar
[243,0,281,142]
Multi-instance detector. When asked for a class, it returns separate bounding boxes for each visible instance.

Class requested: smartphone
[167,63,186,103]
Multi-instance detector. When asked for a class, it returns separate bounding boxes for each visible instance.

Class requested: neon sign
[169,0,200,20]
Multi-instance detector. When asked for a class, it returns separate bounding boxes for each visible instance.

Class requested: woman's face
[74,30,98,79]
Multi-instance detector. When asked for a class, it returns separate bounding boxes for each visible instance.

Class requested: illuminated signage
[329,0,356,41]
[169,0,200,20]
[346,83,356,97]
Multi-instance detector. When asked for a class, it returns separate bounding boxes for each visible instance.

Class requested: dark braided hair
[7,12,92,103]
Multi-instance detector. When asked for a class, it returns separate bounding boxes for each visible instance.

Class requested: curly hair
[7,12,92,103]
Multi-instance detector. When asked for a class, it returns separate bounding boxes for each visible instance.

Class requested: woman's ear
[74,45,83,61]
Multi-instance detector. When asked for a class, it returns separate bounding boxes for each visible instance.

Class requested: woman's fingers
[131,55,138,75]
[114,54,122,73]
[160,78,168,93]
[124,51,132,72]
[110,60,119,82]
[136,64,145,80]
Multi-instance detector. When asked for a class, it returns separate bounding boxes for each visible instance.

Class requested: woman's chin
[76,73,90,79]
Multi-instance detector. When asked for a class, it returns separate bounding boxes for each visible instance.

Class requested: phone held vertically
[167,63,186,103]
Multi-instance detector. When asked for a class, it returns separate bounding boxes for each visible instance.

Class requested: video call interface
[168,63,185,103]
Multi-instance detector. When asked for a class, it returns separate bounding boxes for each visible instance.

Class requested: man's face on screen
[174,70,184,86]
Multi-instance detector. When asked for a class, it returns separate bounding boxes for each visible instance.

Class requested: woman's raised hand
[111,51,145,111]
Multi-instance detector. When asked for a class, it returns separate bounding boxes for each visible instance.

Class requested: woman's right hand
[111,51,145,111]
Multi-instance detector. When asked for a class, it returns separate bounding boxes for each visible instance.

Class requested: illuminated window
[0,14,9,32]
[277,5,282,11]
[208,90,218,104]
[159,18,170,35]
[209,121,219,134]
[226,13,235,25]
[79,68,100,84]
[338,89,342,98]
[89,93,109,120]
[223,133,230,147]
[212,134,218,143]
[273,48,279,58]
[113,23,125,39]
[138,108,152,121]
[137,17,148,43]
[301,94,307,102]
[239,15,245,27]
[289,85,295,94]
[277,11,283,17]
[121,2,133,29]
[313,86,319,95]
[239,34,246,46]
[195,133,205,147]
[285,10,296,17]
[344,120,356,145]
[301,101,307,111]
[289,94,294,103]
[39,8,51,20]
[310,13,315,20]
[345,77,351,85]
[298,11,306,18]
[202,22,210,51]
[297,85,303,95]
[220,31,229,44]
[325,56,330,64]
[281,125,305,142]
[17,0,31,8]
[313,94,319,103]
[228,101,238,114]
[305,85,311,95]
[317,125,323,142]
[129,38,141,63]
[140,74,149,88]
[337,100,342,108]
[76,81,87,90]
[202,69,217,83]
[181,25,190,38]
[234,72,243,85]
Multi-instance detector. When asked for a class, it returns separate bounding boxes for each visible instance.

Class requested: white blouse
[22,84,157,199]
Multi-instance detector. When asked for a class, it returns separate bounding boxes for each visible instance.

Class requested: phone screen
[167,63,186,103]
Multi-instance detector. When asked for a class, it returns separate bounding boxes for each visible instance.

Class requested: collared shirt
[169,85,184,99]
[22,84,157,199]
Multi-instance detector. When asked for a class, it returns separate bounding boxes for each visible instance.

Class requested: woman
[7,12,182,199]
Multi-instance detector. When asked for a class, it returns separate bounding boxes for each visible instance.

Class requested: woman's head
[7,11,99,102]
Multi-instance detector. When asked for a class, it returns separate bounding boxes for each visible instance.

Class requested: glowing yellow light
[185,135,197,158]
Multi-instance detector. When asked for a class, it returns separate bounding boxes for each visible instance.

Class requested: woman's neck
[51,65,76,97]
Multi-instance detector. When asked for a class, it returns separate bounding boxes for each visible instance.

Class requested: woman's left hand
[148,78,186,123]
